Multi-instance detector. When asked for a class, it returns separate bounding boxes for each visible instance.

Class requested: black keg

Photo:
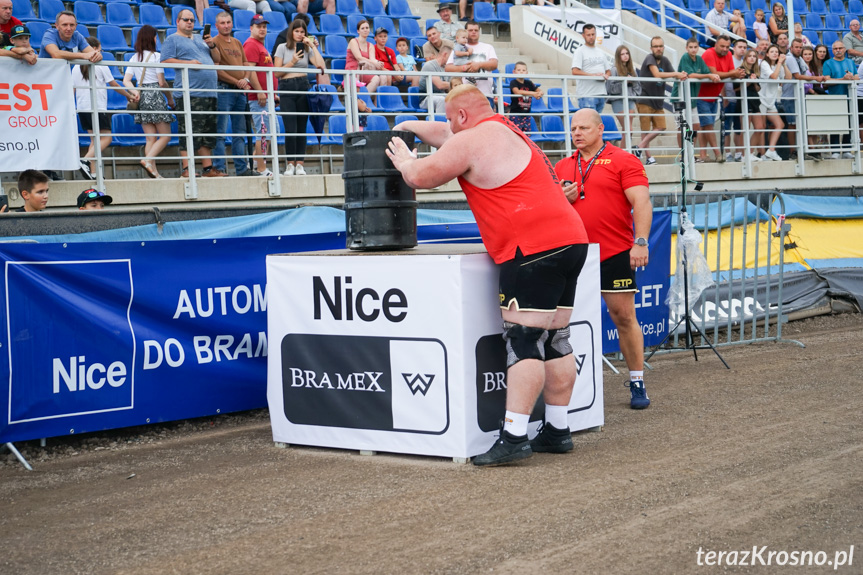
[342,130,418,251]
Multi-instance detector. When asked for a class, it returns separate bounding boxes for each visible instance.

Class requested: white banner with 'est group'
[0,58,80,172]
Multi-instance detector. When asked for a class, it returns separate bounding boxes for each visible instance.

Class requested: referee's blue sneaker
[628,380,650,409]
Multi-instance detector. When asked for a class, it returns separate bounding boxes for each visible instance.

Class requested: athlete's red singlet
[458,115,588,264]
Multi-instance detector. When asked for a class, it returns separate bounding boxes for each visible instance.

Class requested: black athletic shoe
[530,422,573,453]
[473,429,532,467]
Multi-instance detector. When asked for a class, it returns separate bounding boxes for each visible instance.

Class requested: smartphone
[0,195,8,212]
[296,47,305,58]
[202,24,211,37]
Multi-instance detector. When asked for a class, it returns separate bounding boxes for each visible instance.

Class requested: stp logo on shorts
[613,278,633,289]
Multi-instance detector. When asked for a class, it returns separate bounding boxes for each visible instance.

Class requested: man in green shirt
[671,37,720,145]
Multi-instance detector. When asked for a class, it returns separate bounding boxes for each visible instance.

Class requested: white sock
[503,411,529,437]
[545,404,569,430]
[630,371,644,385]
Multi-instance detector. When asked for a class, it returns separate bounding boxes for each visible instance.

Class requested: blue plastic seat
[810,0,828,14]
[376,85,412,112]
[98,25,133,52]
[387,0,419,19]
[320,114,346,146]
[101,52,124,80]
[139,4,171,29]
[687,0,708,12]
[12,0,38,21]
[75,1,105,26]
[539,114,566,142]
[330,58,346,85]
[601,115,622,142]
[232,9,255,29]
[406,86,423,111]
[362,0,386,18]
[265,32,279,52]
[636,5,656,24]
[829,0,845,13]
[365,114,389,130]
[336,0,361,17]
[546,88,574,113]
[203,7,226,28]
[497,3,512,23]
[792,0,808,14]
[803,29,821,44]
[77,23,91,38]
[25,21,50,50]
[599,0,614,8]
[426,114,447,122]
[398,18,423,39]
[112,114,147,146]
[36,0,64,22]
[373,16,397,37]
[425,17,439,30]
[78,115,91,147]
[234,29,251,44]
[322,34,348,59]
[806,15,825,30]
[729,0,747,11]
[315,84,345,111]
[850,0,863,15]
[474,1,502,24]
[394,113,418,124]
[263,11,288,32]
[525,117,546,142]
[320,13,349,36]
[825,13,843,30]
[106,87,129,110]
[357,86,377,110]
[107,3,137,27]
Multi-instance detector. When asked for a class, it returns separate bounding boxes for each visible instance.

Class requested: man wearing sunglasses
[77,189,113,210]
[161,9,227,177]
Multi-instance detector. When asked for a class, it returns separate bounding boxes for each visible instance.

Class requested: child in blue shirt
[395,37,419,88]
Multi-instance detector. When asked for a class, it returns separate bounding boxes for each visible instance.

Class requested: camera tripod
[645,104,729,368]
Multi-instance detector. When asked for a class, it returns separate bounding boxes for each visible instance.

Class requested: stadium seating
[98,24,133,52]
[322,34,348,59]
[387,0,419,19]
[232,9,255,29]
[496,3,512,25]
[810,0,828,15]
[850,0,863,16]
[538,114,566,143]
[11,0,37,21]
[335,0,361,18]
[829,0,845,13]
[825,13,843,31]
[25,20,49,50]
[75,1,106,26]
[139,4,172,29]
[398,18,424,41]
[171,5,202,29]
[330,59,346,85]
[263,11,288,32]
[365,114,389,130]
[107,86,129,110]
[373,16,397,37]
[111,114,147,147]
[346,13,366,35]
[106,3,137,28]
[376,85,413,112]
[362,0,387,18]
[601,115,622,142]
[316,14,344,36]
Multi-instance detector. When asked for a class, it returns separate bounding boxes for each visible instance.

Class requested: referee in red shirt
[555,109,653,409]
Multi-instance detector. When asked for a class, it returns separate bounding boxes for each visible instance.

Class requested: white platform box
[266,244,604,460]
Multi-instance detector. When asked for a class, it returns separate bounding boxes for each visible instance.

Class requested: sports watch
[634,237,648,248]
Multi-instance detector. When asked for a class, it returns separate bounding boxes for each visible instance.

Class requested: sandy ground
[1,313,861,575]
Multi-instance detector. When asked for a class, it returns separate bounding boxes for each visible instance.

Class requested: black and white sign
[266,245,604,459]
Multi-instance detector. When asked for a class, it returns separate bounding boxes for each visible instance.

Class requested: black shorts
[499,244,588,312]
[600,249,637,292]
[78,112,111,132]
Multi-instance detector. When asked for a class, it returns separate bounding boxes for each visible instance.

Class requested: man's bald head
[572,108,603,128]
[570,108,604,152]
[445,84,493,132]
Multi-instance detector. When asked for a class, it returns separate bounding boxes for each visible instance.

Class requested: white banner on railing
[0,59,79,172]
[529,7,622,55]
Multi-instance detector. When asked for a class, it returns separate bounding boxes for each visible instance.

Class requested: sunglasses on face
[179,17,194,22]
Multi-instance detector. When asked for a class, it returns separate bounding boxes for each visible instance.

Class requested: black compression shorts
[499,244,588,312]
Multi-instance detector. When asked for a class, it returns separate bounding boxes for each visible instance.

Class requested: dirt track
[1,314,861,575]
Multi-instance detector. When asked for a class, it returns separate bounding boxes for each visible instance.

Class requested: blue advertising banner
[0,233,343,444]
[600,210,672,354]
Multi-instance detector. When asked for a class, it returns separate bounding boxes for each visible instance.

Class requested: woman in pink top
[346,19,385,94]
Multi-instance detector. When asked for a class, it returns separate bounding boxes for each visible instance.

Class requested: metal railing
[75,60,863,196]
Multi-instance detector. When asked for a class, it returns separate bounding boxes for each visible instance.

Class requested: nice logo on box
[6,261,135,423]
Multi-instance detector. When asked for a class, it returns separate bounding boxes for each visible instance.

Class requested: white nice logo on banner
[0,58,80,171]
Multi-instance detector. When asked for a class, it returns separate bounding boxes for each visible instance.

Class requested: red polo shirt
[699,47,734,102]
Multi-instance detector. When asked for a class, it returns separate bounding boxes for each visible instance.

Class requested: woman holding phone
[274,19,325,176]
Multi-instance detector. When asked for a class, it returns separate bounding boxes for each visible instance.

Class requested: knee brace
[501,321,548,368]
[544,326,573,360]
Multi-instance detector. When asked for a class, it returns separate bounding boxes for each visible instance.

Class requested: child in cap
[77,189,113,210]
[3,24,37,65]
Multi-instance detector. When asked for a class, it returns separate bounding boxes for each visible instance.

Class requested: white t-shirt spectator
[72,65,114,111]
[759,59,785,108]
[571,44,609,97]
[126,50,163,85]
[446,41,497,96]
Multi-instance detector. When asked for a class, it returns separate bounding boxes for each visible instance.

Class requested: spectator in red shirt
[243,14,279,177]
[0,0,21,45]
[373,27,404,85]
[696,35,745,161]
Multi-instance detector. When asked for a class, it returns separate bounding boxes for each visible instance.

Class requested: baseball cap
[250,14,268,26]
[374,27,388,36]
[76,189,113,208]
[437,3,452,12]
[11,24,30,38]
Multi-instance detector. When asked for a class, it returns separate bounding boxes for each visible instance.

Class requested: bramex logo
[402,373,435,396]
